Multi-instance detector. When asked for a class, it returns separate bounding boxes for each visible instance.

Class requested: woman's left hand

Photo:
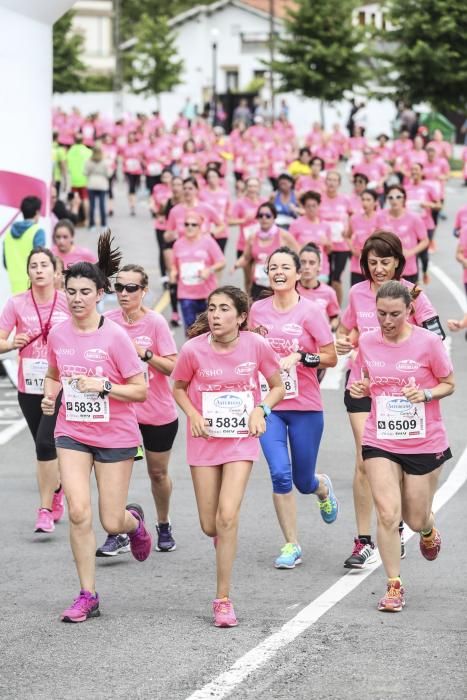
[248,407,266,437]
[402,385,425,403]
[279,352,301,372]
[75,375,106,394]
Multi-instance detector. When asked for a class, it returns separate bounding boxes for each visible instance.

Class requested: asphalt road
[0,175,466,700]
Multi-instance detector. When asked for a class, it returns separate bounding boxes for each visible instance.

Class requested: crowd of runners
[2,106,466,626]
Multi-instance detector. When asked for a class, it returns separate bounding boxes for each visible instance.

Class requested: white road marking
[186,448,467,700]
[0,418,26,445]
[186,266,467,700]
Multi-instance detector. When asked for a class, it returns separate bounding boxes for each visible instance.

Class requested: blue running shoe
[318,474,338,524]
[155,522,176,552]
[274,543,302,569]
[96,534,130,557]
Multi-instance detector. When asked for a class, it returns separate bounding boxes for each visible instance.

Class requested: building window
[225,69,239,91]
[358,11,366,25]
[254,70,266,80]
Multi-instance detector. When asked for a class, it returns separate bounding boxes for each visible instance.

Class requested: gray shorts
[55,436,138,463]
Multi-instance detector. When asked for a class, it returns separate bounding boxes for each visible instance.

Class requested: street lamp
[211,28,219,126]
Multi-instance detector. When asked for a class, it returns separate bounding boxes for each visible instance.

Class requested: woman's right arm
[173,379,209,438]
[42,366,62,415]
[335,322,355,355]
[0,328,30,354]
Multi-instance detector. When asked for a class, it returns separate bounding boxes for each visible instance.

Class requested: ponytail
[64,229,122,293]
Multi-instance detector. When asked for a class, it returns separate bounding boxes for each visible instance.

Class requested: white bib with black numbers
[62,377,110,423]
[376,395,425,440]
[202,390,253,438]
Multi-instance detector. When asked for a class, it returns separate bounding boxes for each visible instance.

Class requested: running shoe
[317,474,339,524]
[344,538,377,569]
[61,590,100,623]
[274,543,302,569]
[419,528,441,561]
[126,503,153,561]
[377,579,405,612]
[155,522,176,552]
[95,534,131,557]
[170,312,180,328]
[399,524,407,560]
[51,487,65,522]
[34,508,55,533]
[212,598,238,627]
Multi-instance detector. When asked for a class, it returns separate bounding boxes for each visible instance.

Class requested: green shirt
[52,142,66,182]
[67,144,92,187]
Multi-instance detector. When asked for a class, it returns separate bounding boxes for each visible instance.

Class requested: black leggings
[18,391,61,461]
[155,228,167,277]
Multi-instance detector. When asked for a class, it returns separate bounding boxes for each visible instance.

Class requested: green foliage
[124,12,184,97]
[53,10,86,93]
[83,73,114,92]
[270,0,366,103]
[379,0,467,111]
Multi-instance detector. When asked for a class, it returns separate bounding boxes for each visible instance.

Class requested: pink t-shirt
[297,282,340,321]
[349,213,378,273]
[173,234,224,300]
[51,245,97,269]
[232,197,265,252]
[249,296,333,411]
[105,309,178,426]
[295,175,325,196]
[200,187,231,236]
[454,204,467,233]
[341,279,437,386]
[459,228,467,283]
[320,193,351,252]
[122,143,143,174]
[423,158,450,198]
[0,291,69,394]
[404,182,438,230]
[359,326,452,454]
[289,216,331,278]
[172,331,279,466]
[375,210,427,276]
[47,317,143,447]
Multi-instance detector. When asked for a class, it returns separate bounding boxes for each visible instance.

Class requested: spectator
[66,133,92,225]
[3,196,45,294]
[84,146,109,230]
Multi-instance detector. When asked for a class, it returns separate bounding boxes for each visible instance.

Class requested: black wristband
[300,352,320,367]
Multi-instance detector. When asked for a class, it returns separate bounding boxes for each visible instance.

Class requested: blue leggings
[260,410,324,495]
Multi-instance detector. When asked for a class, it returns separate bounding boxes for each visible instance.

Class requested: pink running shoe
[34,508,55,533]
[377,579,405,612]
[419,528,441,561]
[212,598,238,627]
[51,488,65,522]
[127,503,152,562]
[61,590,100,623]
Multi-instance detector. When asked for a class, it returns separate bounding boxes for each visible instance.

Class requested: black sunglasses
[257,212,273,219]
[184,222,199,227]
[114,283,144,293]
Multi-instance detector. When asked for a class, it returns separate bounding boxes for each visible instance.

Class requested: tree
[53,10,86,93]
[380,0,467,112]
[124,12,184,99]
[270,0,366,123]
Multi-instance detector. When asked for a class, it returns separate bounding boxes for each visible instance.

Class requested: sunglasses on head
[114,283,144,293]
[257,212,273,219]
[184,221,199,227]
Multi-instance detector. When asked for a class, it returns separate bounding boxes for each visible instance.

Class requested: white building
[71,0,114,74]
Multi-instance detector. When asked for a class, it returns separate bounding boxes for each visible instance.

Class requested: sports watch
[100,380,112,398]
[423,389,433,403]
[142,349,154,362]
[257,402,271,417]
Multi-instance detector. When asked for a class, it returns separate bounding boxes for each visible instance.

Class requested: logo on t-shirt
[135,335,152,348]
[56,347,75,356]
[396,359,420,372]
[235,362,257,376]
[281,323,302,336]
[84,348,109,362]
[198,368,223,377]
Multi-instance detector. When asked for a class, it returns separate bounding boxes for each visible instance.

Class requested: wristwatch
[142,349,154,363]
[423,389,433,403]
[257,402,271,417]
[100,380,112,398]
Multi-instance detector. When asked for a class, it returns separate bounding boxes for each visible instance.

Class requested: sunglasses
[388,195,404,200]
[184,222,199,227]
[257,212,273,219]
[114,283,144,293]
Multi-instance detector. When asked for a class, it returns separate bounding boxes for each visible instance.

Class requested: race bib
[259,364,298,400]
[22,358,48,395]
[125,158,140,171]
[202,391,254,438]
[376,395,425,440]
[254,262,269,287]
[243,223,258,240]
[180,261,204,285]
[62,377,110,423]
[147,162,162,176]
[330,221,344,242]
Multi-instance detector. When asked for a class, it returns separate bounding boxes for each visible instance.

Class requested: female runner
[41,232,151,623]
[349,280,453,612]
[172,285,284,627]
[249,247,339,569]
[97,264,178,555]
[235,203,298,300]
[336,232,444,570]
[0,248,69,533]
[347,189,378,286]
[297,244,340,331]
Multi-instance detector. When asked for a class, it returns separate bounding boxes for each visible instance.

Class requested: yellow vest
[3,223,40,294]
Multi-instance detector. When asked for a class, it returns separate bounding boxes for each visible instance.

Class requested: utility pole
[113,0,123,118]
[269,0,275,119]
